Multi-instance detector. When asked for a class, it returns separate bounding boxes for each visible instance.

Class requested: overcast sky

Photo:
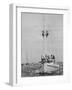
[21,13,63,63]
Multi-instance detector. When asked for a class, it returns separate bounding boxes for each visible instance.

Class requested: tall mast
[42,14,49,56]
[42,14,45,56]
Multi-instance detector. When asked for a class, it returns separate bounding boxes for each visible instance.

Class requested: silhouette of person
[46,30,49,38]
[42,30,45,38]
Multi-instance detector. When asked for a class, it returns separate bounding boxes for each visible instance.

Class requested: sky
[21,12,63,63]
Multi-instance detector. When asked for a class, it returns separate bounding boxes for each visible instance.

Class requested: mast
[42,14,49,55]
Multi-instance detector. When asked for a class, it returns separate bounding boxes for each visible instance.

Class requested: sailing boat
[41,15,59,74]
